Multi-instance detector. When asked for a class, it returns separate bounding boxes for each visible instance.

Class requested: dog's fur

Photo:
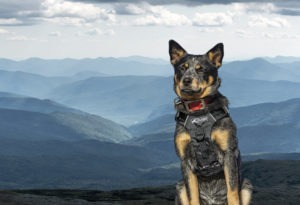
[169,40,252,205]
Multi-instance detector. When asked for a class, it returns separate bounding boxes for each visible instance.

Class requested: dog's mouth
[181,88,202,95]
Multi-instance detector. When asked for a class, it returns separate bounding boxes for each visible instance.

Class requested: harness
[175,97,229,177]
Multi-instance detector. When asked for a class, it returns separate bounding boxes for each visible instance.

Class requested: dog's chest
[187,113,224,175]
[176,108,228,177]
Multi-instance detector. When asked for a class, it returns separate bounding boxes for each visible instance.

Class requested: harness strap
[175,106,229,127]
[175,106,229,177]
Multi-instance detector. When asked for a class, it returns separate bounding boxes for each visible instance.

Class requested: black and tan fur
[169,40,252,205]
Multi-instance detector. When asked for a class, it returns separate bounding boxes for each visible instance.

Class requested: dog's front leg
[175,129,200,205]
[183,164,200,205]
[212,124,240,205]
[223,148,240,205]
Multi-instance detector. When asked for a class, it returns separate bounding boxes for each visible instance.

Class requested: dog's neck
[174,92,229,114]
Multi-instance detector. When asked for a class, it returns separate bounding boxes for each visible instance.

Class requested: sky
[0,0,299,60]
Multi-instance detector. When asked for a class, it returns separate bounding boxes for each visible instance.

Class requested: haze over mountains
[0,56,300,124]
[0,94,131,143]
[0,55,299,190]
[0,56,171,77]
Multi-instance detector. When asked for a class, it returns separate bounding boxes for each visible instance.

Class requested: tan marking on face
[208,75,214,84]
[187,171,200,205]
[224,166,240,205]
[179,185,189,205]
[178,80,184,90]
[171,48,186,65]
[195,64,201,70]
[199,75,214,89]
[184,63,189,68]
[174,74,179,84]
[175,132,191,159]
[191,78,198,89]
[176,84,203,100]
[199,79,208,89]
[175,85,186,99]
[176,75,215,100]
[199,75,215,98]
[211,129,229,151]
[199,86,212,98]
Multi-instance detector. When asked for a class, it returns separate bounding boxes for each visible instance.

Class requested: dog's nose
[183,77,193,86]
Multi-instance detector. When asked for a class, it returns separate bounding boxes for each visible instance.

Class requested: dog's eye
[178,63,188,72]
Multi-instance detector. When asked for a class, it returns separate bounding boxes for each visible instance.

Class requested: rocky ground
[0,160,300,205]
[0,185,299,205]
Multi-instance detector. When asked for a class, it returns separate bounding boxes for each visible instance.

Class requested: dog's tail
[240,178,253,205]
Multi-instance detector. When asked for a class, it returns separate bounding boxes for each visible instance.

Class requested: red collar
[184,98,213,112]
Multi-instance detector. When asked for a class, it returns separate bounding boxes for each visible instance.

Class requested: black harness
[175,99,229,177]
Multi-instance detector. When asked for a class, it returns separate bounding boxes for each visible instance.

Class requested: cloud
[44,17,93,27]
[198,27,224,33]
[0,0,43,25]
[71,0,300,16]
[0,18,23,26]
[232,3,277,14]
[235,29,256,38]
[248,15,290,28]
[76,28,116,37]
[49,31,62,37]
[114,3,147,15]
[232,2,300,16]
[42,0,116,22]
[133,6,191,26]
[0,0,42,18]
[234,29,300,39]
[7,35,37,41]
[0,0,116,26]
[85,28,114,35]
[193,12,233,27]
[69,0,300,10]
[262,32,300,39]
[86,28,103,35]
[69,0,300,6]
[0,28,10,34]
[277,8,300,16]
[114,2,192,27]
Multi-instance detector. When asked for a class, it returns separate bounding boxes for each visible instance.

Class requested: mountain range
[0,57,300,124]
[0,55,299,191]
[0,93,175,189]
[221,58,300,82]
[2,91,300,190]
[129,98,300,155]
[45,74,300,124]
[0,94,131,143]
[0,57,171,77]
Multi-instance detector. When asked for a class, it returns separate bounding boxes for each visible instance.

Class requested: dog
[169,40,252,205]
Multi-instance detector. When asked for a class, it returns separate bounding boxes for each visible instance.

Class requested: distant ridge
[129,98,300,154]
[264,56,300,63]
[0,93,132,142]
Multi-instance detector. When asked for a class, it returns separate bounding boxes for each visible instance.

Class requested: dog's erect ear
[206,43,224,68]
[169,40,187,65]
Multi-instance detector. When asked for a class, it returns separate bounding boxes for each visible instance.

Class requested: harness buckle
[174,98,185,111]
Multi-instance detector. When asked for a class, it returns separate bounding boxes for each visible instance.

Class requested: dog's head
[169,40,224,101]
